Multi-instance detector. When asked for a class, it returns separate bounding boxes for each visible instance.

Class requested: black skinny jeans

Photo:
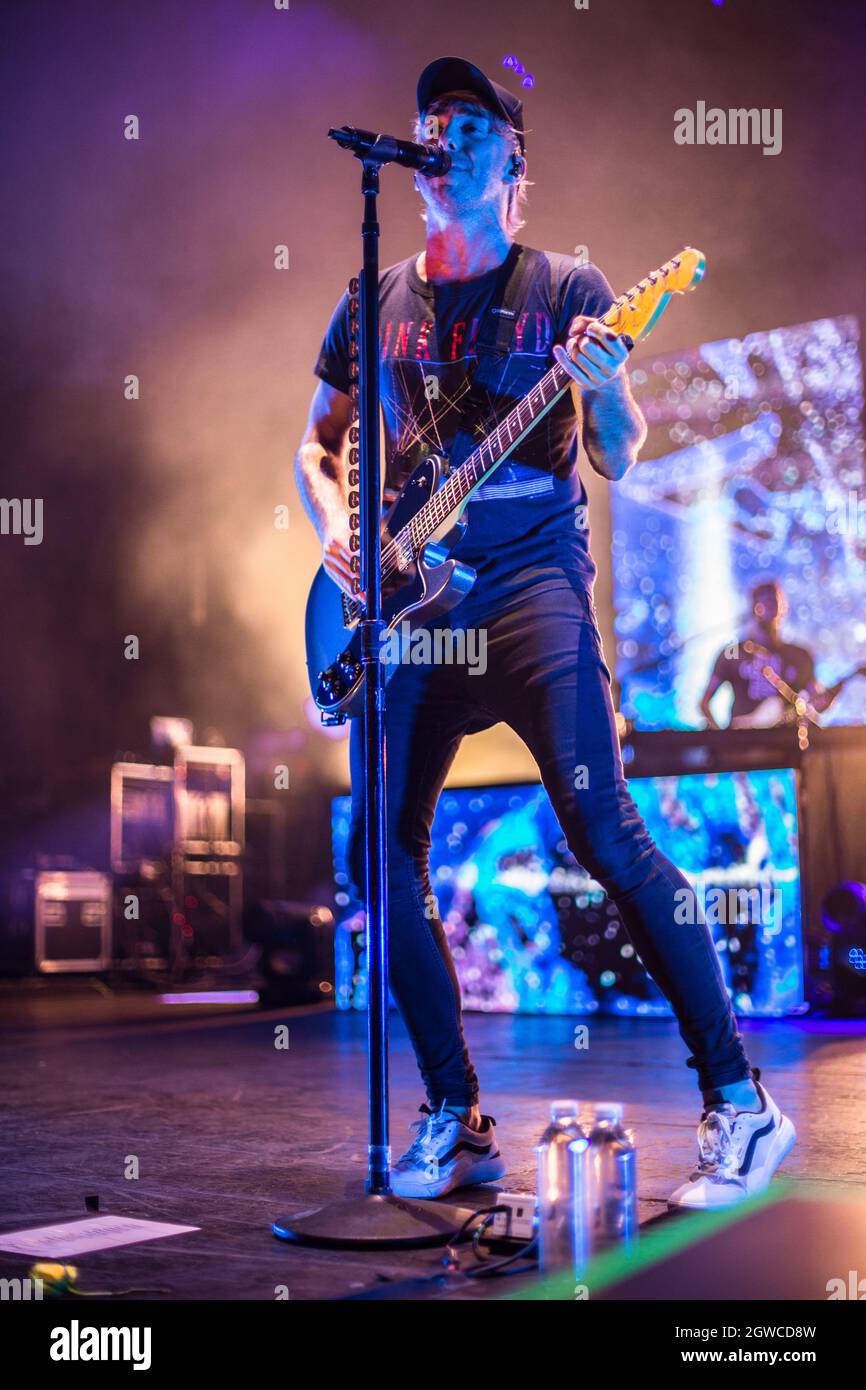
[347,576,753,1107]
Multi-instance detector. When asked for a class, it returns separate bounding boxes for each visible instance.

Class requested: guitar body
[305,454,477,719]
[729,696,792,730]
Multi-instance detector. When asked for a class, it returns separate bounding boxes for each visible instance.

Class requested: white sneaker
[390,1102,506,1199]
[668,1076,796,1210]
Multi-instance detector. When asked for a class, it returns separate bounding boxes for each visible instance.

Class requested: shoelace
[400,1101,455,1163]
[695,1105,742,1180]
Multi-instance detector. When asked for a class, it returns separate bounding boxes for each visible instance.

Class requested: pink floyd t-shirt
[312,244,617,607]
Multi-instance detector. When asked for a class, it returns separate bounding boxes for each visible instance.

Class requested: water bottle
[586,1102,638,1251]
[535,1100,590,1274]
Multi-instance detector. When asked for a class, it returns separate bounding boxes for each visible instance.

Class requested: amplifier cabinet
[110,762,175,873]
[173,857,242,960]
[174,747,245,856]
[35,871,112,973]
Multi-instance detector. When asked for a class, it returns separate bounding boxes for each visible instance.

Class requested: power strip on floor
[482,1191,537,1244]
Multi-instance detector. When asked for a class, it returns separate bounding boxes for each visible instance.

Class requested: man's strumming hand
[323,519,362,601]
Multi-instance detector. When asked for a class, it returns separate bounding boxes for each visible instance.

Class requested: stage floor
[1,991,865,1300]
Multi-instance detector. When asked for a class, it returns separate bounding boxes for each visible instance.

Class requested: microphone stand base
[273,1191,478,1250]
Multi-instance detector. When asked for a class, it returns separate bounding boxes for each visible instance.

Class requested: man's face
[417,93,515,222]
[754,584,785,625]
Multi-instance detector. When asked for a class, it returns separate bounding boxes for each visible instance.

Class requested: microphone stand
[274,141,473,1249]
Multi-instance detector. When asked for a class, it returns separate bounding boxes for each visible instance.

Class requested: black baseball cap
[417,56,526,153]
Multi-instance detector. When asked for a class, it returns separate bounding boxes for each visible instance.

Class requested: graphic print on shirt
[378,306,557,489]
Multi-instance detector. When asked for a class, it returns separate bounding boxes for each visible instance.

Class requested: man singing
[295,56,796,1209]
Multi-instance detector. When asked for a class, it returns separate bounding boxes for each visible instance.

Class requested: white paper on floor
[0,1215,200,1257]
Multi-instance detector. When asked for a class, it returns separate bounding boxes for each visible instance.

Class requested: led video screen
[613,315,866,729]
[332,769,803,1019]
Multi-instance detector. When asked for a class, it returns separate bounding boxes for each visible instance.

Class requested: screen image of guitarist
[701,580,866,730]
[612,314,866,731]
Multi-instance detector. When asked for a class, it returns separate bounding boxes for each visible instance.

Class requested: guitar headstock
[602,247,706,344]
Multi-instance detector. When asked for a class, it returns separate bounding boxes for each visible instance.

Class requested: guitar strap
[451,242,546,457]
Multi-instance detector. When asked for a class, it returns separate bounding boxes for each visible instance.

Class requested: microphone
[327,126,451,176]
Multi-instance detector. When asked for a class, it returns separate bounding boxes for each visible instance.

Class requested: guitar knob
[320,667,346,701]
